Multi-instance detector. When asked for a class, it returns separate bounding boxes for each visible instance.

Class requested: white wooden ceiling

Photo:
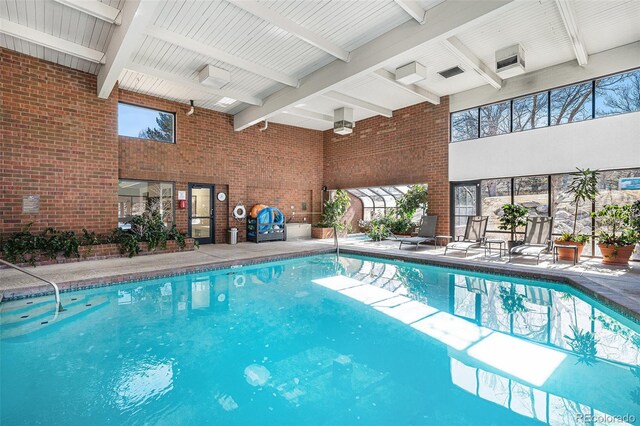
[1,0,639,131]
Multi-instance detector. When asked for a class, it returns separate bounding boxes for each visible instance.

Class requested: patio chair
[508,217,554,265]
[525,286,552,306]
[398,215,437,250]
[444,216,489,257]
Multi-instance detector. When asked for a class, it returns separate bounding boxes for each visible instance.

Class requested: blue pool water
[2,254,639,425]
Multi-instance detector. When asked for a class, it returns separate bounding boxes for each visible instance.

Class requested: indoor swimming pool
[1,254,638,425]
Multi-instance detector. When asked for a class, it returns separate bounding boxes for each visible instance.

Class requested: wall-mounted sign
[619,178,640,191]
[178,190,187,200]
[22,195,40,213]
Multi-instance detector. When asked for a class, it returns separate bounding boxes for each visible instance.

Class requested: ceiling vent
[395,61,426,85]
[199,65,231,89]
[495,44,525,78]
[438,66,464,79]
[333,107,354,135]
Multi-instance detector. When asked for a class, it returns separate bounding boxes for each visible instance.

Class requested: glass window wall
[118,180,174,228]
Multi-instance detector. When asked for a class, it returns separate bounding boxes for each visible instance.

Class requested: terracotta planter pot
[553,240,585,261]
[598,243,635,265]
[311,227,334,239]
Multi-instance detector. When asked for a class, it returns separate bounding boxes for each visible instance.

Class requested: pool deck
[1,237,639,319]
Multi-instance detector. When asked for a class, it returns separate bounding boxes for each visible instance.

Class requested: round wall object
[217,192,227,202]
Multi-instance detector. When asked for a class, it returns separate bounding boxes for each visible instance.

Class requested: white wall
[449,111,640,181]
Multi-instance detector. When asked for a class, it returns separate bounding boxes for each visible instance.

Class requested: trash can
[228,227,238,245]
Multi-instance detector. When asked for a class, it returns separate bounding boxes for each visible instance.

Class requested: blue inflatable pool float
[256,207,285,233]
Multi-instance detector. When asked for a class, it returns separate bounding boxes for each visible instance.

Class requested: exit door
[189,183,215,244]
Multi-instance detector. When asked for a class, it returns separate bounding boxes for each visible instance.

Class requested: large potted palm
[555,168,599,261]
[593,203,637,265]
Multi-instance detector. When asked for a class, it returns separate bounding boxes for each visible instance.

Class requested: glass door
[451,182,480,238]
[189,183,215,244]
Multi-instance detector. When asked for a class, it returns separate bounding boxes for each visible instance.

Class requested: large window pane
[513,176,548,221]
[453,184,477,238]
[595,69,640,117]
[480,101,510,137]
[550,82,593,125]
[118,180,174,228]
[451,108,479,142]
[551,174,592,236]
[118,103,175,143]
[513,92,548,131]
[481,179,511,242]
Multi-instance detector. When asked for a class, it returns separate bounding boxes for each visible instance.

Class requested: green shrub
[592,204,637,246]
[367,222,391,241]
[317,190,351,230]
[1,213,189,264]
[396,184,428,218]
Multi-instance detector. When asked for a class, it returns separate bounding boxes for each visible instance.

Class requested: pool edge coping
[2,246,638,323]
[339,247,640,323]
[0,248,335,301]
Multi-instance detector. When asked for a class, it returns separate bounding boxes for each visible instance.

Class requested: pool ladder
[0,259,64,315]
[333,225,340,258]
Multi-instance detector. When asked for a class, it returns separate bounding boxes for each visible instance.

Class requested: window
[480,179,511,242]
[450,67,640,142]
[118,103,175,143]
[479,101,510,137]
[451,108,479,142]
[513,176,548,218]
[594,168,640,257]
[550,82,593,125]
[118,180,174,228]
[461,168,640,259]
[512,92,548,131]
[595,69,640,117]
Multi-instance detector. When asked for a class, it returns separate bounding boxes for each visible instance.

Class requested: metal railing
[333,225,340,258]
[0,259,64,314]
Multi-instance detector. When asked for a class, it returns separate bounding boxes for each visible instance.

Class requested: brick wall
[2,48,450,242]
[323,99,450,235]
[0,48,119,237]
[118,90,323,243]
[1,49,323,243]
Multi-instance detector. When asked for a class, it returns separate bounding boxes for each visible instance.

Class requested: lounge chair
[525,286,552,306]
[444,216,488,257]
[398,215,437,250]
[508,217,553,265]
[465,276,487,295]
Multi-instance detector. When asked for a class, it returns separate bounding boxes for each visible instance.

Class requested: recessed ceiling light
[215,97,236,106]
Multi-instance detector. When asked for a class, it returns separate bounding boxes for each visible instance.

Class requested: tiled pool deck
[1,237,639,319]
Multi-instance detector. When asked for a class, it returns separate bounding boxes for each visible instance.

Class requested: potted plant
[555,168,599,261]
[592,203,637,265]
[312,190,351,239]
[631,201,640,260]
[497,203,528,249]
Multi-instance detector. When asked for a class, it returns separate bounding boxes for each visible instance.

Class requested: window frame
[118,102,177,144]
[453,166,640,257]
[117,178,176,228]
[450,107,480,142]
[449,66,640,143]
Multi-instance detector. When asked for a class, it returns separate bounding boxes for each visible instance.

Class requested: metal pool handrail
[0,259,64,314]
[333,225,340,258]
